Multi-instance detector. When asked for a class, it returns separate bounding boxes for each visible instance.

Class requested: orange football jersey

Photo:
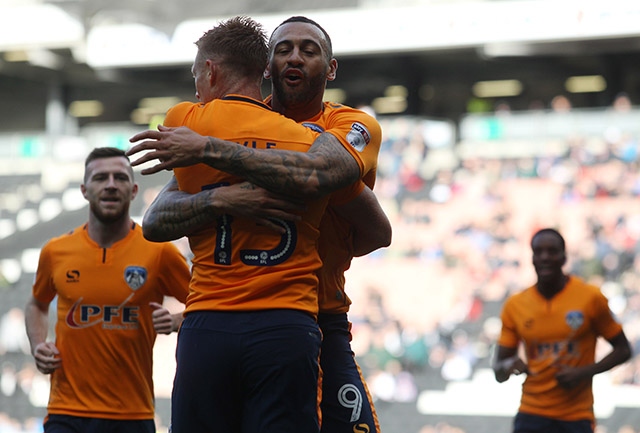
[31,223,190,419]
[168,95,328,317]
[498,276,624,421]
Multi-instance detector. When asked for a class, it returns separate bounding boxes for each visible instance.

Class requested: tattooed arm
[142,175,304,242]
[128,125,360,199]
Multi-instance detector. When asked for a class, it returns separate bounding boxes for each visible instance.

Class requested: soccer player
[127,16,388,433]
[127,16,357,433]
[493,227,632,433]
[24,147,190,433]
[267,17,386,433]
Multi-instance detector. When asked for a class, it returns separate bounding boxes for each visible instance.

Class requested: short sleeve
[497,298,520,349]
[32,242,57,304]
[324,106,382,180]
[157,242,191,303]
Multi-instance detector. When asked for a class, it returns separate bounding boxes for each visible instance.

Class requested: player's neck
[271,97,322,123]
[536,274,569,299]
[216,79,263,102]
[87,215,133,248]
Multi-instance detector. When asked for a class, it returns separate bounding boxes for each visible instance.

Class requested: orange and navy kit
[292,100,382,433]
[165,95,348,433]
[166,95,381,433]
[498,275,624,423]
[31,222,190,420]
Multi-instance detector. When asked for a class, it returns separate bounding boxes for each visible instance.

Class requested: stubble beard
[90,201,129,225]
[272,72,326,110]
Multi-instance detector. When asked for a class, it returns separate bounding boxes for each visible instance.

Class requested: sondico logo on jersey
[64,266,147,329]
[347,122,371,152]
[66,270,80,283]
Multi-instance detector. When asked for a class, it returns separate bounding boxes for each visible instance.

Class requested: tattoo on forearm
[145,189,216,239]
[203,134,359,198]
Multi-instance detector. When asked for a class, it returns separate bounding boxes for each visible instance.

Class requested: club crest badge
[565,311,584,330]
[124,266,147,290]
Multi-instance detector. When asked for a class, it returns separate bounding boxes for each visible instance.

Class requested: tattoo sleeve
[142,176,216,242]
[201,132,361,199]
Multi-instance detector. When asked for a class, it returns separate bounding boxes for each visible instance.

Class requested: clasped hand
[127,125,207,174]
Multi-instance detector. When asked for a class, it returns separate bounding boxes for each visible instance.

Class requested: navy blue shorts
[318,313,379,433]
[44,414,155,433]
[170,309,322,433]
[513,412,594,433]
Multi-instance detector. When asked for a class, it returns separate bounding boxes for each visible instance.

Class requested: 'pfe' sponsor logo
[65,294,139,329]
[347,122,371,152]
[534,340,576,360]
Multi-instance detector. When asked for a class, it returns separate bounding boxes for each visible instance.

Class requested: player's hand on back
[214,182,305,233]
[127,125,207,174]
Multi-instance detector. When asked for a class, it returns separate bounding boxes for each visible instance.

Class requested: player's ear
[131,183,139,201]
[206,59,217,86]
[326,58,337,82]
[263,66,271,80]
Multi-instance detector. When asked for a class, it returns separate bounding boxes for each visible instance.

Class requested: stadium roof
[3,0,640,132]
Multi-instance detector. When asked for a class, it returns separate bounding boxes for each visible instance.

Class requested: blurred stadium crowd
[3,99,640,432]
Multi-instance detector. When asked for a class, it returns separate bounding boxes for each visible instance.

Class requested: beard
[271,70,327,109]
[90,201,129,225]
